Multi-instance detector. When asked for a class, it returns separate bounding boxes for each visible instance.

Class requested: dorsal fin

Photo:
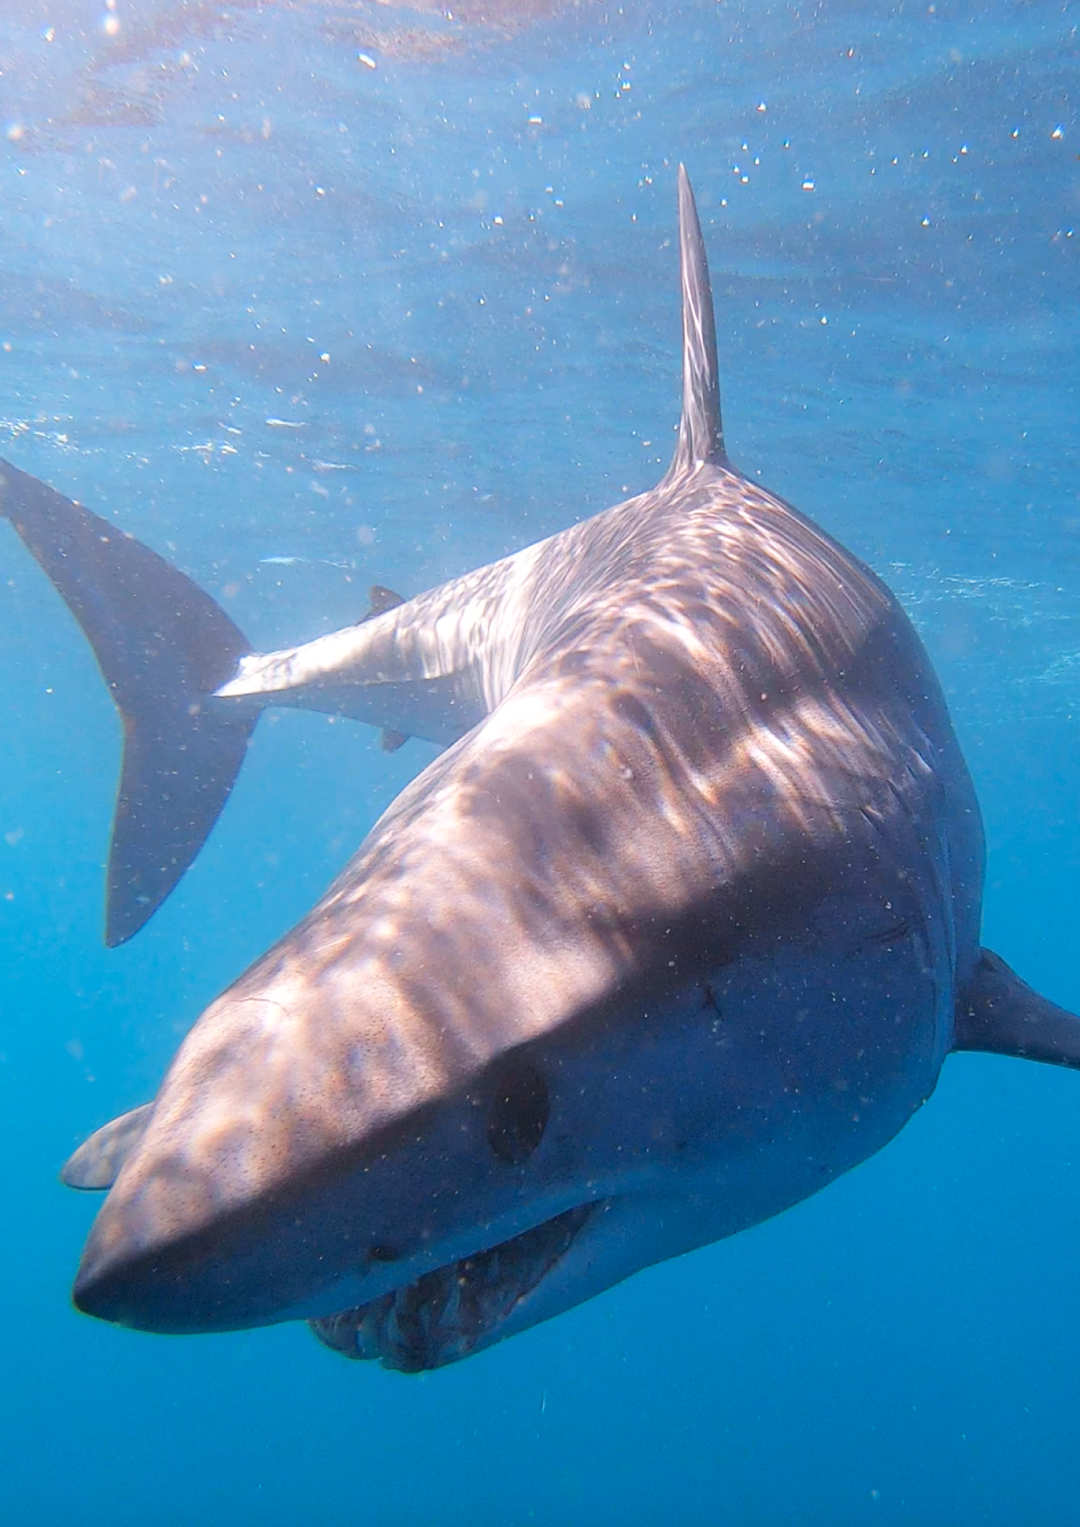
[363,585,405,623]
[665,166,725,481]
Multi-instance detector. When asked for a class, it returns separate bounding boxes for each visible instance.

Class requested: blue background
[1,1,1078,1521]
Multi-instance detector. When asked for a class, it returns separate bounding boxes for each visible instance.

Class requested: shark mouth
[309,1202,599,1372]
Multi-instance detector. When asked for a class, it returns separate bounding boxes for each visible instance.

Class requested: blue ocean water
[0,0,1078,1521]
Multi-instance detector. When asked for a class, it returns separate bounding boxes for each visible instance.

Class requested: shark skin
[5,169,1080,1372]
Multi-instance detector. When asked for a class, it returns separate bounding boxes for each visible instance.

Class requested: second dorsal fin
[363,584,405,622]
[360,586,412,752]
[665,166,725,481]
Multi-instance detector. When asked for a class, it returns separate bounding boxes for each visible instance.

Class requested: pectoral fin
[61,1102,154,1190]
[954,950,1080,1070]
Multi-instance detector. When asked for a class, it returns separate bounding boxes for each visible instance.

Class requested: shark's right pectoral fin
[954,949,1080,1069]
[0,458,257,944]
[61,1102,153,1190]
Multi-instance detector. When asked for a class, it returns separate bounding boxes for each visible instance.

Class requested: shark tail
[954,949,1080,1069]
[0,458,256,945]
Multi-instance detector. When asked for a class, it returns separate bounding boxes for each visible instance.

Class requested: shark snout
[70,1174,342,1334]
[66,978,475,1333]
[67,1100,420,1334]
[72,1219,217,1334]
[66,1047,565,1336]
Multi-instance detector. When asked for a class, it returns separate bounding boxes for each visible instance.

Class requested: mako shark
[3,170,1078,1372]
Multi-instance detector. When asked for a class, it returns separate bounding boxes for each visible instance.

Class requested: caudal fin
[0,458,256,944]
[954,949,1080,1070]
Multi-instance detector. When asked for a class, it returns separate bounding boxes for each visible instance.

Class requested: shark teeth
[309,1202,599,1372]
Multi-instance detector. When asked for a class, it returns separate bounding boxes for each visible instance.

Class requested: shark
[3,169,1079,1372]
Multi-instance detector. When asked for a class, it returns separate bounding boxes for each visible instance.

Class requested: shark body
[4,171,1079,1371]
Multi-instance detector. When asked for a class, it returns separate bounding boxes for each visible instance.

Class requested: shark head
[68,670,838,1369]
[69,947,740,1373]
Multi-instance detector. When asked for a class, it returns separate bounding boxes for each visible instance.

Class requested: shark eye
[487,1060,549,1166]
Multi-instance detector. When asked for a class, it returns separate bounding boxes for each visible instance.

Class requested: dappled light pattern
[67,173,985,1365]
[73,452,982,1348]
[2,0,590,151]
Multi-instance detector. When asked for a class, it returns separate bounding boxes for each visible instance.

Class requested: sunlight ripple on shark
[3,170,1079,1372]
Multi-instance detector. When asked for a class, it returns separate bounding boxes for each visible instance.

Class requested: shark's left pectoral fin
[61,1102,153,1190]
[954,949,1080,1069]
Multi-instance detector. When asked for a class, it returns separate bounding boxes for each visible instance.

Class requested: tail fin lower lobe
[0,458,256,944]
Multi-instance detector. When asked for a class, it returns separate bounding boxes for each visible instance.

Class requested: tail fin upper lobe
[0,458,256,944]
